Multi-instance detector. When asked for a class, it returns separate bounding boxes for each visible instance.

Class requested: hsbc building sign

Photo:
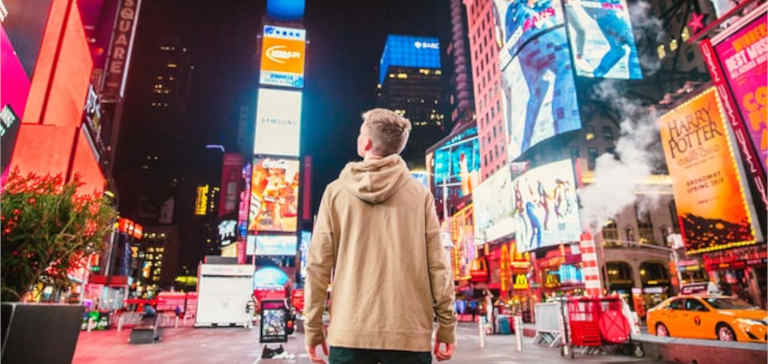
[102,0,142,101]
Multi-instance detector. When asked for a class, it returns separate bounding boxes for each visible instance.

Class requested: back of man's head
[361,108,412,156]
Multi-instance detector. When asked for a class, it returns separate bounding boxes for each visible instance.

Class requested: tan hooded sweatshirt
[304,154,456,352]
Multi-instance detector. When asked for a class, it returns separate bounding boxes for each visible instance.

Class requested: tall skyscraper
[447,0,475,128]
[149,37,194,114]
[463,0,505,181]
[376,34,445,169]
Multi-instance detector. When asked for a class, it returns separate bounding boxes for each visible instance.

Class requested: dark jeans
[329,346,431,364]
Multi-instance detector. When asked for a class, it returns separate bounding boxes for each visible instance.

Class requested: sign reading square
[254,88,302,157]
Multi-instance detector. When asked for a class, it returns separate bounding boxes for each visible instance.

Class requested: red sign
[219,153,244,217]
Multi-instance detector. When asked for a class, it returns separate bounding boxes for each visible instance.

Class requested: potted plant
[1,170,116,364]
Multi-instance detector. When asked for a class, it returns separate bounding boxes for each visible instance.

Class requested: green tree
[1,170,117,301]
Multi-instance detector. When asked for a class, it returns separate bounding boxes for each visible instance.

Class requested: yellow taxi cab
[647,295,767,343]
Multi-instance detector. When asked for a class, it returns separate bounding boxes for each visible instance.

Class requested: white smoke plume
[579,81,664,232]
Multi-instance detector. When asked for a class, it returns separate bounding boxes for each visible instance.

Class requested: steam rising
[579,81,663,232]
[578,2,668,233]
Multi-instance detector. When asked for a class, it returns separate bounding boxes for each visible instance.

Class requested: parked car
[647,295,767,343]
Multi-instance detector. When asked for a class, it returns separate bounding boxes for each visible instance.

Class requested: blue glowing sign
[432,126,480,197]
[266,0,305,20]
[379,35,441,84]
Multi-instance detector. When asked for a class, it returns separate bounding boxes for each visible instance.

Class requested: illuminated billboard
[195,185,209,216]
[494,0,565,66]
[564,0,642,79]
[251,234,298,256]
[254,88,302,157]
[249,157,299,233]
[713,12,767,174]
[510,159,581,252]
[378,34,441,84]
[299,231,311,281]
[500,27,581,161]
[473,167,515,242]
[658,88,761,254]
[431,125,480,197]
[451,204,475,280]
[267,0,306,20]
[260,25,306,88]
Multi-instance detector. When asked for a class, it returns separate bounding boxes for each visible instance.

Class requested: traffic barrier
[632,333,767,364]
[534,302,563,347]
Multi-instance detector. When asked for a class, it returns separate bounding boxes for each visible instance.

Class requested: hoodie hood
[339,154,410,204]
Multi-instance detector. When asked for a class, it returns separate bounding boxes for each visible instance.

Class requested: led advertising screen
[250,235,298,256]
[432,126,481,197]
[260,25,306,88]
[658,88,760,254]
[238,162,252,238]
[564,0,642,79]
[511,159,581,252]
[451,204,475,280]
[501,27,581,161]
[379,34,441,84]
[254,88,302,157]
[473,167,515,242]
[299,231,311,281]
[249,157,299,233]
[714,13,767,173]
[219,153,244,217]
[218,220,237,246]
[493,0,565,66]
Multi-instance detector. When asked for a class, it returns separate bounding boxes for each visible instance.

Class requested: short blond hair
[361,108,412,156]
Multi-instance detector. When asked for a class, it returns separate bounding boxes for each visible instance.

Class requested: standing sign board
[260,299,288,343]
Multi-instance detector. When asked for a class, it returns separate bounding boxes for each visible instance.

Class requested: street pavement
[73,323,663,364]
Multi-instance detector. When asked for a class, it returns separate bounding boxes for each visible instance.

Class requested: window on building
[635,204,655,244]
[587,147,599,170]
[603,220,619,243]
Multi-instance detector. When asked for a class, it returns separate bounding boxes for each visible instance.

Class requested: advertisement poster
[658,88,757,254]
[254,88,302,157]
[238,162,252,238]
[299,231,311,281]
[249,158,299,232]
[451,204,475,280]
[512,159,581,252]
[260,25,306,88]
[564,0,642,79]
[501,27,582,161]
[260,300,288,343]
[714,13,767,173]
[219,153,244,217]
[254,234,298,256]
[432,126,480,197]
[493,0,565,65]
[474,167,515,242]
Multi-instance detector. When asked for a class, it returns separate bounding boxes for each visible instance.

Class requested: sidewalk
[73,323,661,364]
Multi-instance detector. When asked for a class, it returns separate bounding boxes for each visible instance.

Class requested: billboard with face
[432,126,481,198]
[658,88,760,254]
[511,159,580,252]
[254,88,302,157]
[260,25,306,88]
[564,0,642,79]
[501,27,581,161]
[249,157,299,233]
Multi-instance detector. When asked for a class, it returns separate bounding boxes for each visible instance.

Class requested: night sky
[115,0,450,268]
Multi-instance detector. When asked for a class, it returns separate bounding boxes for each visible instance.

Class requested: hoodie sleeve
[425,194,457,344]
[304,187,337,347]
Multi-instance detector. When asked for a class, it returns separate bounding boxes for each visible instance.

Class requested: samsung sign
[253,88,302,157]
[414,41,439,49]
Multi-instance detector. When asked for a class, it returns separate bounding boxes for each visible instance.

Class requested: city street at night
[72,324,660,364]
[2,0,767,363]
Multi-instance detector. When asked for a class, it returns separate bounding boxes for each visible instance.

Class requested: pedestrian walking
[304,108,457,363]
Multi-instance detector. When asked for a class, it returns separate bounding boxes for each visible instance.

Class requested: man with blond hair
[305,108,456,363]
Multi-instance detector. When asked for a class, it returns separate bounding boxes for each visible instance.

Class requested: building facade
[376,34,445,169]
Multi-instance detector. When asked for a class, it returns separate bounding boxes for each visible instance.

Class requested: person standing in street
[304,108,457,364]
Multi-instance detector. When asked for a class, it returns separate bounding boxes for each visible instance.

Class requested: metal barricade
[534,301,563,347]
